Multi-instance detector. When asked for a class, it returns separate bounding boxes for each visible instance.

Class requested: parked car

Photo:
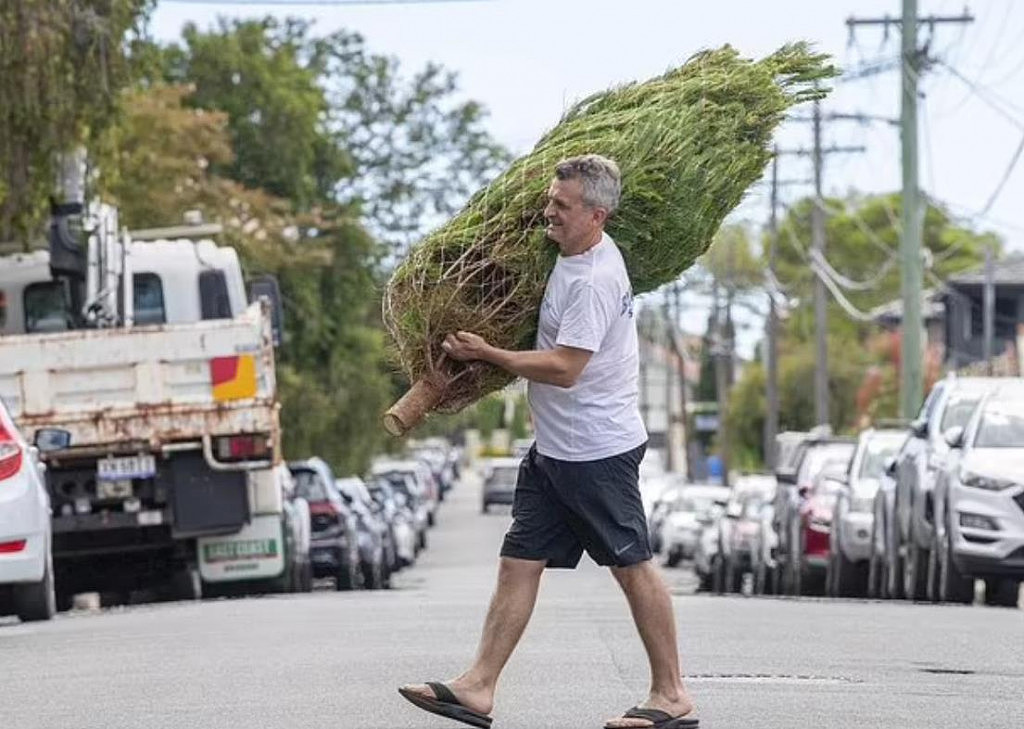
[930,383,1024,607]
[409,440,456,499]
[277,463,314,594]
[366,477,417,569]
[336,477,391,590]
[892,375,995,600]
[869,434,916,599]
[481,457,520,513]
[510,438,534,460]
[371,464,430,551]
[692,487,733,589]
[372,458,439,530]
[0,400,55,622]
[750,499,781,595]
[659,483,728,568]
[288,458,362,591]
[715,475,777,594]
[646,476,687,555]
[774,436,856,595]
[826,428,907,598]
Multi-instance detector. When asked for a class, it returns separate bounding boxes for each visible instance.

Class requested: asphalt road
[2,469,1023,729]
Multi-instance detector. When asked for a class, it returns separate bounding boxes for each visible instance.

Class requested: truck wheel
[14,553,56,622]
[985,579,1020,608]
[164,567,202,602]
[362,559,385,590]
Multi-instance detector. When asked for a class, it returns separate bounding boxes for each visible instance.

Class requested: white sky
[151,0,1024,354]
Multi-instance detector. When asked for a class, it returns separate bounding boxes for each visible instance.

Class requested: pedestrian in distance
[398,155,698,729]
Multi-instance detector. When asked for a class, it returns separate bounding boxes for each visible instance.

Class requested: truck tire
[14,553,56,622]
[362,559,385,590]
[163,567,202,602]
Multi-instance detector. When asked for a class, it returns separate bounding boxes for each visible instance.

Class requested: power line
[161,0,488,5]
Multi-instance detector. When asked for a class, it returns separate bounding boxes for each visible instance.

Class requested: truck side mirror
[247,275,284,347]
[911,418,929,439]
[47,200,87,280]
[34,428,71,452]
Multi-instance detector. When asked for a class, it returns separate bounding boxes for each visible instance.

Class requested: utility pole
[662,296,675,472]
[712,275,730,488]
[777,112,865,428]
[847,2,974,418]
[765,152,780,470]
[811,101,829,427]
[671,281,692,479]
[983,244,994,372]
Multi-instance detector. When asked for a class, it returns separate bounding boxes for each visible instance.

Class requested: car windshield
[940,392,984,432]
[974,401,1024,448]
[292,470,329,501]
[798,443,854,485]
[675,495,714,513]
[488,466,519,486]
[858,434,905,479]
[378,471,415,499]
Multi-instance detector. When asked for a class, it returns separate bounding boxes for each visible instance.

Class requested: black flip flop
[605,706,700,729]
[398,681,493,729]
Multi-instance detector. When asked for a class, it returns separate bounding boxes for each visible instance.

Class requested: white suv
[0,398,56,622]
[932,383,1024,607]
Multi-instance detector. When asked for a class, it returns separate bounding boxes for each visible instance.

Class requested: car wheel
[903,534,930,601]
[937,516,972,604]
[984,578,1019,608]
[481,502,489,514]
[710,555,724,595]
[14,550,56,622]
[336,555,358,591]
[664,548,682,568]
[362,559,384,590]
[867,519,883,599]
[835,546,865,598]
[418,530,428,551]
[427,511,436,527]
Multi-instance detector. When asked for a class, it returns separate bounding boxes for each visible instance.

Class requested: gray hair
[554,154,621,215]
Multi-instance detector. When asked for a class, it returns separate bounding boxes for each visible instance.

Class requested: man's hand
[442,331,492,362]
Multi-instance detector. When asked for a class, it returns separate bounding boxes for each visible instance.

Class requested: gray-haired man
[399,155,698,729]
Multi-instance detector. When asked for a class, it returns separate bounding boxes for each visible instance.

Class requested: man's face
[543,177,605,253]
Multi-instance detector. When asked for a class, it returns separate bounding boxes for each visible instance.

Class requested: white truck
[0,201,310,604]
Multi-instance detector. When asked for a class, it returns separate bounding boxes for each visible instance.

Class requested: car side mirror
[797,485,810,498]
[34,428,71,452]
[884,456,897,477]
[943,426,965,449]
[911,418,929,439]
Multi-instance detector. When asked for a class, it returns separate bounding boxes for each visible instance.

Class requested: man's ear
[592,206,609,226]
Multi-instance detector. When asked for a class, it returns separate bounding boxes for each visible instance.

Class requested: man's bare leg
[400,556,546,715]
[605,560,695,728]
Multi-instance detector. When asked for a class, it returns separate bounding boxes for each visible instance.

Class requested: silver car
[660,484,729,568]
[826,428,907,598]
[931,383,1024,607]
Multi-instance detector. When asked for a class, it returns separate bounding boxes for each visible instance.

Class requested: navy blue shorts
[500,442,652,569]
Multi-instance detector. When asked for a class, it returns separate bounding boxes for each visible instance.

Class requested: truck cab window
[133,273,166,325]
[24,281,71,333]
[199,269,232,320]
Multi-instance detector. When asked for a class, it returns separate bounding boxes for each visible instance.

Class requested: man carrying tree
[398,154,698,729]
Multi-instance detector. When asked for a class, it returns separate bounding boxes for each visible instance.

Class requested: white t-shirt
[528,232,648,462]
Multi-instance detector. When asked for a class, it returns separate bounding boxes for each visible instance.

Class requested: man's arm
[442,331,591,388]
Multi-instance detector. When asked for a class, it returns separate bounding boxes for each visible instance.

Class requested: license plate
[97,455,156,481]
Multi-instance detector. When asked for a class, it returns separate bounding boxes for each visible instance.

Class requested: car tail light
[0,422,23,481]
[213,434,271,462]
[309,502,339,531]
[0,539,27,554]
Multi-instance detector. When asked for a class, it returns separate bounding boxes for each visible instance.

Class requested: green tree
[0,0,152,243]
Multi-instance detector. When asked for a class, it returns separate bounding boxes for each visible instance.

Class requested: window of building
[198,269,231,320]
[132,273,166,326]
[23,282,71,333]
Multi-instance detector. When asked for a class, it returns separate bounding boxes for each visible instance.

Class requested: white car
[0,399,56,621]
[932,383,1024,607]
[660,484,730,568]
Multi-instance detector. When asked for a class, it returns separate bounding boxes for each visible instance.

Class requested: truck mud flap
[167,453,248,536]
